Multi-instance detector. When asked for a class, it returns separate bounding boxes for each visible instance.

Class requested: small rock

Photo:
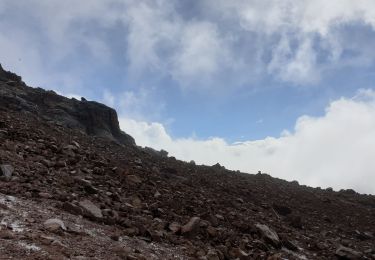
[0,164,14,179]
[71,141,80,148]
[207,226,218,237]
[181,217,200,235]
[286,214,303,229]
[228,247,249,260]
[255,223,281,248]
[126,175,142,185]
[206,249,220,260]
[154,191,161,198]
[78,199,103,219]
[38,192,53,199]
[62,202,84,216]
[272,203,292,216]
[335,245,363,259]
[131,196,142,208]
[40,235,56,245]
[0,229,15,239]
[355,230,373,241]
[113,245,133,258]
[134,158,142,165]
[215,214,224,221]
[168,222,181,234]
[44,218,66,232]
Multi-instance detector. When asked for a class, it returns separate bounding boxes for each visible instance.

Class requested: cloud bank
[120,90,375,194]
[1,0,375,91]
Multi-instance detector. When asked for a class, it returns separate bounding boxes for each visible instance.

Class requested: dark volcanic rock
[0,64,23,83]
[255,223,281,248]
[0,164,14,180]
[335,245,363,259]
[0,64,134,145]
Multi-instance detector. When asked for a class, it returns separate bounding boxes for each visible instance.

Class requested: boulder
[44,218,67,232]
[255,223,281,248]
[78,199,103,219]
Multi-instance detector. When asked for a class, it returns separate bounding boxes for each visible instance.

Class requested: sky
[1,0,375,194]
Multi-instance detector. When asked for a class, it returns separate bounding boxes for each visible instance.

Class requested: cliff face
[0,64,135,146]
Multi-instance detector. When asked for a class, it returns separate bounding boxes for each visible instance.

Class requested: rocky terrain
[0,64,375,259]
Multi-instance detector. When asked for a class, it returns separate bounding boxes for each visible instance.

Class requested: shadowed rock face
[0,64,135,146]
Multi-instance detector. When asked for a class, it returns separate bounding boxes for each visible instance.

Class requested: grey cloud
[1,0,375,92]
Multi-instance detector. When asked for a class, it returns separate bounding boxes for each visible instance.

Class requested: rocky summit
[0,64,374,259]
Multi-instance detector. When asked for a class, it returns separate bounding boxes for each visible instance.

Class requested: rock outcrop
[0,64,135,146]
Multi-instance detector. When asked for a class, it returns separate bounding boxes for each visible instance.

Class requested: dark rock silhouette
[0,64,134,145]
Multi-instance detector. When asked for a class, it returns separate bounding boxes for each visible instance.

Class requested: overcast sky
[1,0,375,194]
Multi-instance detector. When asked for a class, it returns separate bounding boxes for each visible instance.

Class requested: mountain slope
[0,64,374,259]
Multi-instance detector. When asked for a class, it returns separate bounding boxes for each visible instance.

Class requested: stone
[272,203,292,216]
[0,164,14,179]
[206,249,220,260]
[113,245,132,258]
[154,191,161,198]
[78,199,103,219]
[168,222,181,234]
[0,229,15,239]
[126,175,142,185]
[181,217,200,235]
[38,192,53,199]
[40,235,56,245]
[44,218,67,232]
[335,245,363,259]
[131,196,142,208]
[355,230,373,241]
[134,158,142,165]
[255,223,281,248]
[286,214,303,229]
[62,202,84,216]
[207,226,218,237]
[228,247,250,260]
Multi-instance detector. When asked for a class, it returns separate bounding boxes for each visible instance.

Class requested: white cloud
[99,87,166,122]
[120,90,375,194]
[2,0,375,91]
[102,89,115,107]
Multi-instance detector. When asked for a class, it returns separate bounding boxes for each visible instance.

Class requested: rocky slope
[0,64,374,259]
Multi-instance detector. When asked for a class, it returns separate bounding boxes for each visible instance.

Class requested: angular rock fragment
[255,223,281,248]
[181,217,200,235]
[62,202,84,216]
[78,199,103,219]
[44,218,67,232]
[335,245,363,259]
[0,164,13,179]
[126,175,142,185]
[168,222,181,234]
